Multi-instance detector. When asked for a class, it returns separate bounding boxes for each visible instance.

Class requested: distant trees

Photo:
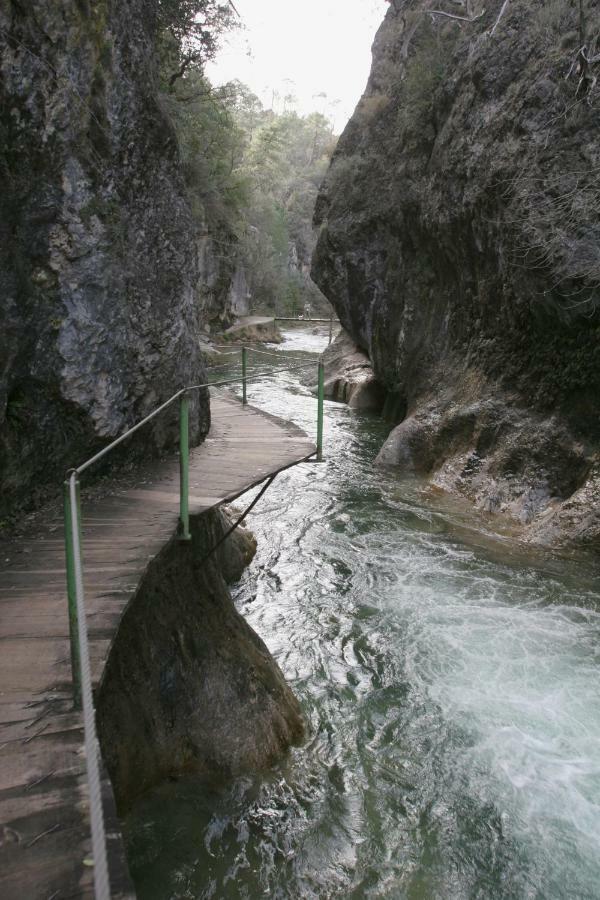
[229,90,337,314]
[160,67,336,316]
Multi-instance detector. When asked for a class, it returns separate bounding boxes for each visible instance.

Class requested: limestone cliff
[0,0,209,516]
[313,0,600,546]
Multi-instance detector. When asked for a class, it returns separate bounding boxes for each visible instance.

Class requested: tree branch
[429,8,485,22]
[169,52,198,87]
[489,0,510,37]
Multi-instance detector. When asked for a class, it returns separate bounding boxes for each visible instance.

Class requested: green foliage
[231,98,337,313]
[164,67,337,316]
[6,389,29,433]
[164,71,249,226]
[400,18,451,137]
[154,0,237,86]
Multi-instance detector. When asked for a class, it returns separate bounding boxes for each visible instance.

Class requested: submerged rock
[97,506,304,810]
[312,0,600,548]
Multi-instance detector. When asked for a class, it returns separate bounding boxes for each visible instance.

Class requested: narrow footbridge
[0,352,324,899]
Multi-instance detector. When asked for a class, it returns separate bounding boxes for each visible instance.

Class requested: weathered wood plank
[0,390,315,899]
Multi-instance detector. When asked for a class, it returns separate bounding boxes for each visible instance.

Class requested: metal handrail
[62,355,325,898]
[67,471,111,900]
[75,369,295,475]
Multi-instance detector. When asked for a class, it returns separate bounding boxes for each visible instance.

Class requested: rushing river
[126,327,600,899]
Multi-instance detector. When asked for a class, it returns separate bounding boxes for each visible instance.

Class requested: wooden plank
[0,389,315,899]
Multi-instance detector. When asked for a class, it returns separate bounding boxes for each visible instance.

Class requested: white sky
[206,0,389,132]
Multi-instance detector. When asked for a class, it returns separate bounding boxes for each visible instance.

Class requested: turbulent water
[125,328,600,899]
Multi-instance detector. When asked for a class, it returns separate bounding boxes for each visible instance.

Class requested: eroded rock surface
[0,1,209,516]
[322,329,384,411]
[97,506,304,810]
[312,0,600,547]
[222,316,283,344]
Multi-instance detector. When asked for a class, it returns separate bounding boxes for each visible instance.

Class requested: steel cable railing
[62,352,325,898]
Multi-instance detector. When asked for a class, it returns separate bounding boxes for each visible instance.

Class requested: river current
[126,327,600,899]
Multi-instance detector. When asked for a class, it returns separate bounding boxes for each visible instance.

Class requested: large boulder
[312,0,600,546]
[97,507,304,810]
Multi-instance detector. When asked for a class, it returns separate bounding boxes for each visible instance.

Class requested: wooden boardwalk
[0,392,316,899]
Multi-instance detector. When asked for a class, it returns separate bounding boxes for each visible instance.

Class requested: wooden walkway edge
[0,391,316,899]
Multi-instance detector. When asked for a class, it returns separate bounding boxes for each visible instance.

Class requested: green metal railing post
[179,392,191,541]
[317,360,325,462]
[64,478,82,709]
[242,346,248,405]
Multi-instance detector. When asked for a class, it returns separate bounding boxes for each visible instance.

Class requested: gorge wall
[0,0,214,517]
[313,0,600,547]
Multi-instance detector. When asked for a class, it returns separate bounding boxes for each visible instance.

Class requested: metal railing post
[317,360,325,462]
[179,392,191,541]
[67,472,111,900]
[64,478,82,709]
[242,346,248,405]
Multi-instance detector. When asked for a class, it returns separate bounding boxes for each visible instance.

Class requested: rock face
[0,0,209,517]
[321,329,385,411]
[197,227,248,330]
[97,507,305,811]
[226,262,251,319]
[222,316,283,344]
[312,0,600,546]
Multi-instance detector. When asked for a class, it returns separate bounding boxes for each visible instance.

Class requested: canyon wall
[313,0,600,546]
[0,0,211,516]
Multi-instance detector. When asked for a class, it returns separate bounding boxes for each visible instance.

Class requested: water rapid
[125,327,600,899]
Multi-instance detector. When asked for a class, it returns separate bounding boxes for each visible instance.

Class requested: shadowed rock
[312,0,600,548]
[320,329,385,411]
[97,506,304,811]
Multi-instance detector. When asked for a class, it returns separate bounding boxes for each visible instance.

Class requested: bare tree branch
[489,0,510,36]
[168,52,198,87]
[429,8,485,23]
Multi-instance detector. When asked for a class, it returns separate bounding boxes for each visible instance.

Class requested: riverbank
[321,329,600,552]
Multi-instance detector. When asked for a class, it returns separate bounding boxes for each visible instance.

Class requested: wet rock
[376,391,595,543]
[97,507,304,810]
[312,0,600,547]
[321,329,385,411]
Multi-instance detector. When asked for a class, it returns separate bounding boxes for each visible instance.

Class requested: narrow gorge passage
[126,327,600,899]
